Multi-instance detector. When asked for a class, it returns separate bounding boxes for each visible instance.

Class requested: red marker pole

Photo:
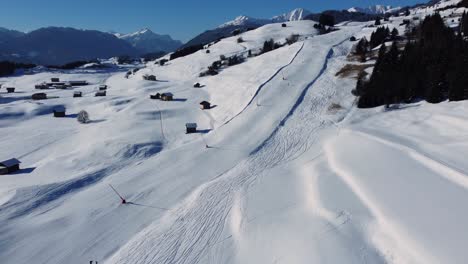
[109,184,126,204]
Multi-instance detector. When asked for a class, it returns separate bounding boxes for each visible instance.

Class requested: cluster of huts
[149,81,213,134]
[31,79,108,101]
[35,78,88,90]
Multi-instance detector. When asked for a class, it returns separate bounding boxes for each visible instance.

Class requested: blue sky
[0,0,424,42]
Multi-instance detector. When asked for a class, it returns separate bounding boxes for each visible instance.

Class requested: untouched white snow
[1,16,468,264]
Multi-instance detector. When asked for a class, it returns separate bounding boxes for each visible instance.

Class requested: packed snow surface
[1,18,468,264]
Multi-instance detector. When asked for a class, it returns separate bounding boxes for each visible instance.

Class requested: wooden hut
[99,84,107,91]
[68,80,88,86]
[32,93,47,100]
[51,77,60,82]
[6,87,15,93]
[150,93,161,100]
[0,158,21,175]
[95,91,106,97]
[186,123,197,134]
[282,23,287,27]
[53,106,66,117]
[161,92,173,101]
[73,91,82,98]
[143,74,157,81]
[200,101,211,110]
[193,82,201,88]
[35,83,49,89]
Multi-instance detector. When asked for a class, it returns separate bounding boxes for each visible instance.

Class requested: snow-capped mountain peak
[219,8,311,29]
[272,8,312,22]
[219,15,270,28]
[116,28,182,53]
[348,5,401,14]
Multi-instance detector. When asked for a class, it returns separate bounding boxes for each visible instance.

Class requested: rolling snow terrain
[1,9,468,264]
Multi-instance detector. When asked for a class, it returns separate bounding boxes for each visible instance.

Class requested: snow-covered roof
[54,106,66,112]
[185,123,197,128]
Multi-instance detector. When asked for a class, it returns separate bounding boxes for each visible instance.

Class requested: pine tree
[391,28,399,40]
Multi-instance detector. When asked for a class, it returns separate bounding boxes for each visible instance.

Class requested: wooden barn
[161,92,173,101]
[186,123,197,134]
[73,91,82,98]
[51,77,60,82]
[95,91,106,97]
[53,106,66,117]
[0,158,21,175]
[150,93,161,100]
[200,101,211,110]
[32,93,47,100]
[99,84,107,90]
[6,87,15,93]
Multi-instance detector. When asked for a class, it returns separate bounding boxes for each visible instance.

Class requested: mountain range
[116,28,182,54]
[0,27,181,65]
[183,8,311,48]
[0,2,432,65]
[347,5,402,14]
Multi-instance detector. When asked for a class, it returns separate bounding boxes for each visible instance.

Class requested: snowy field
[1,16,468,264]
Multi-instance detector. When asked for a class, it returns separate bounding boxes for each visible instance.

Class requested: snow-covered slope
[1,9,468,264]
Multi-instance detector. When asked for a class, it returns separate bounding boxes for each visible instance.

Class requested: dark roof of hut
[0,158,21,167]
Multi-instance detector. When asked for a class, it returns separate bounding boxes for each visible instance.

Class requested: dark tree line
[356,13,468,108]
[354,27,399,62]
[170,44,204,60]
[0,61,36,77]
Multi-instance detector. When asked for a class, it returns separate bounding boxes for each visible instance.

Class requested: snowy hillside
[1,5,468,264]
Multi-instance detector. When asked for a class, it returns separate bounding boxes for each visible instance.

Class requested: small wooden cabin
[73,91,82,98]
[68,80,88,86]
[35,83,49,89]
[200,101,211,110]
[0,158,21,175]
[54,84,67,89]
[282,23,287,27]
[51,77,60,82]
[53,106,66,117]
[95,91,106,97]
[32,93,47,100]
[150,93,161,100]
[99,84,107,91]
[161,92,173,101]
[143,74,157,81]
[186,123,197,134]
[193,82,201,88]
[6,87,15,93]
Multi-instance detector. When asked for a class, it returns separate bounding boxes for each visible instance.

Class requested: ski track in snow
[109,27,361,264]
